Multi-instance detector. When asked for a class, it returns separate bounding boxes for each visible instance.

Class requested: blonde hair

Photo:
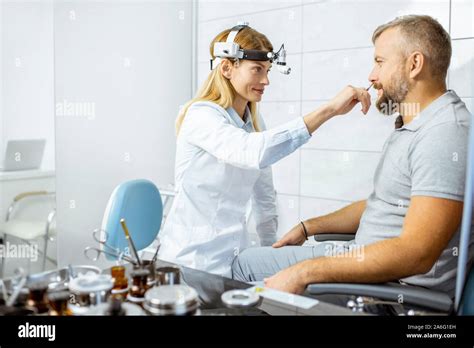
[176,27,273,134]
[372,15,451,81]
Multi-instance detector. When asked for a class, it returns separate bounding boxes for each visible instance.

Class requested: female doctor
[158,24,371,276]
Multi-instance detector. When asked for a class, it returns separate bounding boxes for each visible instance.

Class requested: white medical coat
[158,101,311,276]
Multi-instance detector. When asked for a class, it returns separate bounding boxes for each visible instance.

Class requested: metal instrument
[120,219,142,266]
[84,229,137,265]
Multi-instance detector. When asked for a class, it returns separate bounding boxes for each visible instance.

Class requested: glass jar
[111,265,128,290]
[26,282,49,314]
[129,269,150,297]
[47,291,73,316]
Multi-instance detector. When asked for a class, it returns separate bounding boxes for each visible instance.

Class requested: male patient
[232,15,473,298]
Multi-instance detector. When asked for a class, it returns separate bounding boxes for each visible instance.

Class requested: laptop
[0,139,46,171]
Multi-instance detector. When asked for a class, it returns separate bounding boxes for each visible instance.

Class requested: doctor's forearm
[302,104,335,134]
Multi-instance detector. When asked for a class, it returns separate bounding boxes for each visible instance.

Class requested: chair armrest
[45,209,56,240]
[314,233,355,242]
[6,191,55,221]
[307,282,453,313]
[13,191,54,202]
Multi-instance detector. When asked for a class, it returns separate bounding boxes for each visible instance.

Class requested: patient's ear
[407,51,425,79]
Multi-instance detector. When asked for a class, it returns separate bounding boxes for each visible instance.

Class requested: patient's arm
[266,196,463,294]
[272,200,366,248]
[305,199,367,235]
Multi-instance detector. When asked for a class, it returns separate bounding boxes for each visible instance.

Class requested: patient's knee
[231,248,256,282]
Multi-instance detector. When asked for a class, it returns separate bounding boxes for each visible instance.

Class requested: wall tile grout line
[301,148,383,154]
[451,37,474,41]
[300,46,374,54]
[448,0,452,36]
[448,0,452,87]
[199,3,304,23]
[298,3,304,222]
[199,0,338,23]
[277,192,355,204]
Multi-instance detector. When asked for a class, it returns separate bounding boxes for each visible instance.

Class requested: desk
[0,259,361,316]
[0,169,55,182]
[120,260,361,316]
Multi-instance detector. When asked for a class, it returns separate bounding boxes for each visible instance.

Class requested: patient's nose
[368,70,378,84]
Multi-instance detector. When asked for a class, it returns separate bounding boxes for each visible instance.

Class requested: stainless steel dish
[68,273,114,314]
[221,289,260,308]
[143,284,199,316]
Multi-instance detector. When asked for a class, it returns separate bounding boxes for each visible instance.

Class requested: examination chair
[100,179,175,261]
[306,124,474,316]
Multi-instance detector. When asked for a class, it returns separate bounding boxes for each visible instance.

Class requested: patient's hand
[272,223,307,248]
[264,263,307,294]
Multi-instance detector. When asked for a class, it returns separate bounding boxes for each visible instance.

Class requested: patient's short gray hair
[372,15,451,80]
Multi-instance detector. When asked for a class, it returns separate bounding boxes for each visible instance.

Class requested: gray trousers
[231,241,359,308]
[232,241,354,282]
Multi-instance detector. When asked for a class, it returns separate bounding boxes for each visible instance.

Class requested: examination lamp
[211,22,292,75]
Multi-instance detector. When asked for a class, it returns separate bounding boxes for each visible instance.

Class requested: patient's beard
[376,68,410,116]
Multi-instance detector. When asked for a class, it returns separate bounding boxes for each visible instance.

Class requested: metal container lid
[221,289,260,308]
[144,285,199,316]
[69,274,114,294]
[130,269,150,278]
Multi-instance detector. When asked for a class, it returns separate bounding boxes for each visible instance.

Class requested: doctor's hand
[326,85,371,116]
[303,85,371,134]
[272,223,307,248]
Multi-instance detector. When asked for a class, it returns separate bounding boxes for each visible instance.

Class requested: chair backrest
[455,118,474,313]
[458,263,474,315]
[101,179,163,260]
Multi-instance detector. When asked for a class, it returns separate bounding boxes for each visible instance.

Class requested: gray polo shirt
[355,90,473,298]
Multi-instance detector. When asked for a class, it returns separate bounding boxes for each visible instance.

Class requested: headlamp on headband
[211,22,291,75]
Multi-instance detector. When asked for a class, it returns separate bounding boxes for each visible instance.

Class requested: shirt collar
[395,90,460,132]
[226,105,253,129]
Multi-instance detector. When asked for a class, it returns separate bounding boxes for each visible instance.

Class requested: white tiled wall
[1,1,55,170]
[196,0,473,239]
[450,0,474,39]
[449,0,474,148]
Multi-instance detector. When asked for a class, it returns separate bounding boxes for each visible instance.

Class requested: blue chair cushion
[101,179,163,260]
